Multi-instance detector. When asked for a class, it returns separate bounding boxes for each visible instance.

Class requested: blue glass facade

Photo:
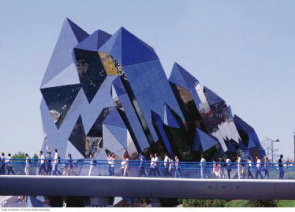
[40,18,265,161]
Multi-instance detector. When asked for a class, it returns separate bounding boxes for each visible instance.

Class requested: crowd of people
[201,154,285,180]
[0,150,287,180]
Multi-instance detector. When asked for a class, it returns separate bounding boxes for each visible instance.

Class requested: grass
[277,200,295,207]
[225,200,249,207]
[225,200,295,207]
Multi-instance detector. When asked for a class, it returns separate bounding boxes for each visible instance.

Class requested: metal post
[270,139,279,164]
[271,140,274,163]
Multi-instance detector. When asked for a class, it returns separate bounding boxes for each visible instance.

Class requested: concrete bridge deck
[0,176,294,200]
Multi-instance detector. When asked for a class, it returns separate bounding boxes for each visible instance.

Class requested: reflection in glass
[41,84,81,128]
[74,49,107,103]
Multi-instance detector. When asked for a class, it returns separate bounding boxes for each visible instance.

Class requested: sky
[0,0,294,160]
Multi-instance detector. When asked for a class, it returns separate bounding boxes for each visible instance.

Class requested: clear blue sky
[0,0,294,159]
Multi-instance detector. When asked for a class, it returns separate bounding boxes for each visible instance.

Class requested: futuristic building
[40,18,265,161]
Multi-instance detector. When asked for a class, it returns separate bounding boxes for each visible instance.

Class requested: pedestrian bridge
[0,175,294,200]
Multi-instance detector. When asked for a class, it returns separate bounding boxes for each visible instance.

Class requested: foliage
[12,152,26,159]
[248,200,278,207]
[32,153,39,163]
[178,199,291,207]
[178,199,228,207]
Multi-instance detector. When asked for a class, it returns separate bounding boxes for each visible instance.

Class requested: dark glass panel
[86,107,114,158]
[68,116,86,157]
[74,49,107,103]
[41,84,81,128]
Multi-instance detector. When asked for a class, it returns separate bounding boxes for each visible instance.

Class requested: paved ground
[0,196,12,205]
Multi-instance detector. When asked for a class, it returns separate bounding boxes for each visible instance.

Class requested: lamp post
[270,139,280,163]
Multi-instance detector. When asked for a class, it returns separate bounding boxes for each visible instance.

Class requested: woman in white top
[164,153,170,177]
[88,154,94,176]
[121,157,126,176]
[123,156,129,177]
[25,153,30,175]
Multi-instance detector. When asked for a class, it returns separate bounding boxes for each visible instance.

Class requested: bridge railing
[0,158,292,179]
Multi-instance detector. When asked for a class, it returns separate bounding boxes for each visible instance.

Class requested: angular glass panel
[74,49,107,103]
[41,84,81,128]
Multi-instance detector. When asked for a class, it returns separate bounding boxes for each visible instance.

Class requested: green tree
[178,199,229,207]
[12,152,26,159]
[32,153,39,164]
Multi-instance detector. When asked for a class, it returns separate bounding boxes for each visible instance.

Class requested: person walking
[169,157,174,176]
[52,149,59,175]
[6,153,14,175]
[200,155,206,179]
[46,150,52,175]
[226,158,231,179]
[38,151,46,175]
[149,153,155,177]
[67,154,76,176]
[246,157,254,179]
[107,154,112,176]
[278,154,284,179]
[174,155,181,178]
[255,156,264,179]
[121,157,126,176]
[263,156,269,179]
[164,153,171,177]
[237,154,242,179]
[110,154,115,176]
[88,154,94,176]
[25,153,30,175]
[123,156,129,177]
[1,152,5,175]
[153,153,161,177]
[213,160,219,178]
[137,153,147,177]
[219,157,225,179]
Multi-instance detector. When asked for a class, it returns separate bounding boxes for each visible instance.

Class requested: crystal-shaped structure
[40,18,265,161]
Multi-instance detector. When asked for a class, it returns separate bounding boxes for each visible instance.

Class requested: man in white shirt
[247,157,254,179]
[200,155,206,179]
[153,153,161,176]
[6,153,14,175]
[163,153,170,177]
[52,149,59,175]
[38,151,46,175]
[255,156,264,179]
[149,153,155,177]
